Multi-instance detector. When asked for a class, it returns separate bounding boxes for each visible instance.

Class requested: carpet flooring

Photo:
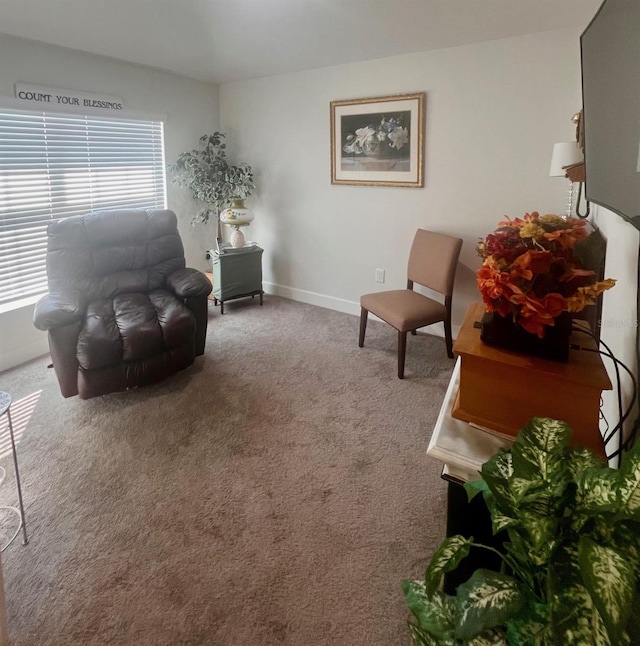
[0,296,453,645]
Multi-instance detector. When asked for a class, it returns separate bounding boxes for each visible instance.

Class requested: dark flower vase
[480,311,572,362]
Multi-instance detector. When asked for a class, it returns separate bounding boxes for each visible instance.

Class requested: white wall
[0,34,219,371]
[592,205,639,454]
[0,28,611,372]
[219,28,640,459]
[219,28,583,331]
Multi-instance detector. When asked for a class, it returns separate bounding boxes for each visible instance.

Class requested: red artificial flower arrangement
[476,212,615,338]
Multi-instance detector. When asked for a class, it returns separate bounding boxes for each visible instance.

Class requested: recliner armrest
[33,291,85,331]
[166,268,212,300]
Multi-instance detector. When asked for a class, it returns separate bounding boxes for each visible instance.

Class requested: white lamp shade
[220,200,254,227]
[549,142,583,177]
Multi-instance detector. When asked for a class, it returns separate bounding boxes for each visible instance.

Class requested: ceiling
[0,0,603,84]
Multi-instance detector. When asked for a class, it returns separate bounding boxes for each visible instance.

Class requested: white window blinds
[0,108,167,307]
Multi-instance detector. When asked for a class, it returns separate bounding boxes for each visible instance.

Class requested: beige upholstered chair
[359,229,463,379]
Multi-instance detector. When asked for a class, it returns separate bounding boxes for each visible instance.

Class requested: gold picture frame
[330,92,425,187]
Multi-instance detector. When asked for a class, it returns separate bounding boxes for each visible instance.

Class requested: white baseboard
[0,338,49,373]
[264,282,361,317]
[263,282,461,339]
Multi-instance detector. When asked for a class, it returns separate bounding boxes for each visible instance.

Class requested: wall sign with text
[14,83,124,111]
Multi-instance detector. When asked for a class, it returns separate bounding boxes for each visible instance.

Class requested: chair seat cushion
[361,289,447,332]
[77,289,196,370]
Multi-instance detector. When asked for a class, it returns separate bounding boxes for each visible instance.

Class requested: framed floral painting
[330,92,425,187]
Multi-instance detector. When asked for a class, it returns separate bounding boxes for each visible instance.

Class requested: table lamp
[219,199,254,248]
[549,142,584,217]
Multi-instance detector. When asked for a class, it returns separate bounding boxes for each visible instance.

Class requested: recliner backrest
[46,209,186,301]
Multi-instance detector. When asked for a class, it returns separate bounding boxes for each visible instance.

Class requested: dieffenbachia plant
[403,417,640,645]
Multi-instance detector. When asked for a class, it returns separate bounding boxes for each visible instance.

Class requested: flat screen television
[581,0,640,229]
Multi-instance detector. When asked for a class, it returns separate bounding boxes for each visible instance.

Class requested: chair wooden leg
[411,330,417,336]
[444,314,454,358]
[398,330,407,379]
[358,308,368,347]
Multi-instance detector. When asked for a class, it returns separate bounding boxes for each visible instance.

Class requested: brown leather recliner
[33,209,212,399]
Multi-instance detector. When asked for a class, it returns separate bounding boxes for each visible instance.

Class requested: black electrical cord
[627,243,640,450]
[570,326,637,465]
[598,400,610,447]
[592,347,625,466]
[575,339,636,457]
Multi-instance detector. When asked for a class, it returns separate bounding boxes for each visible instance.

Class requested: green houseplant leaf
[402,580,455,640]
[578,537,636,643]
[574,468,618,515]
[404,417,640,644]
[407,622,446,646]
[505,600,552,646]
[626,591,640,643]
[510,418,571,483]
[610,520,640,580]
[516,510,559,562]
[466,626,508,645]
[464,477,490,502]
[617,437,640,520]
[454,569,524,641]
[551,583,613,645]
[480,450,518,517]
[424,535,474,597]
[548,546,615,645]
[483,493,519,535]
[566,446,606,479]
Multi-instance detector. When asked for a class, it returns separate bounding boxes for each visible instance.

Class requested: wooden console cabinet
[452,303,612,458]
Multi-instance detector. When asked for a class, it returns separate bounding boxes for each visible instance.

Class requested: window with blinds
[0,108,167,307]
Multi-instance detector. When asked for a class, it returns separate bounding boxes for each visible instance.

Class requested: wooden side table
[452,303,612,458]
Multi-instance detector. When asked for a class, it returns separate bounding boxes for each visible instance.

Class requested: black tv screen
[581,0,640,228]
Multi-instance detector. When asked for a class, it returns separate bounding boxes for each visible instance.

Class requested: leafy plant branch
[167,132,255,226]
